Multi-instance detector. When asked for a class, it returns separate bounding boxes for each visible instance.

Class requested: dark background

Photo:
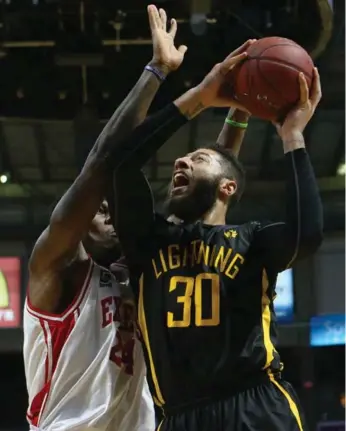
[0,0,344,429]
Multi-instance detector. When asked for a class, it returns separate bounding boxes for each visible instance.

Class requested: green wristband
[225,118,248,129]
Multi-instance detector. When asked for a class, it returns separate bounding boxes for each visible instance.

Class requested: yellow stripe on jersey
[269,374,304,431]
[138,274,165,406]
[261,268,275,369]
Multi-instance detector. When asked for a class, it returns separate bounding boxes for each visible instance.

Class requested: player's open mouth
[172,172,190,193]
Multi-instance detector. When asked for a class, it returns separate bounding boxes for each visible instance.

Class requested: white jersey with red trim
[23,259,155,431]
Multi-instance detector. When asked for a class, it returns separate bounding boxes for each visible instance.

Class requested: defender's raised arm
[28,5,187,312]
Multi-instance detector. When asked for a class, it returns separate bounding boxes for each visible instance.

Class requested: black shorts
[157,377,307,431]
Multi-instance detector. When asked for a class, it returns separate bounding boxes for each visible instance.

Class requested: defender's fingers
[298,73,309,105]
[159,8,167,30]
[178,45,188,55]
[147,5,156,31]
[168,18,177,38]
[147,4,161,30]
[310,67,322,106]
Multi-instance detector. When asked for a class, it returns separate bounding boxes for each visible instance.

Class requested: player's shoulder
[251,220,286,233]
[220,221,280,242]
[152,215,284,239]
[222,221,260,235]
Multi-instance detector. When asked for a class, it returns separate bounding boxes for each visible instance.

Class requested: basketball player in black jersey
[111,57,323,429]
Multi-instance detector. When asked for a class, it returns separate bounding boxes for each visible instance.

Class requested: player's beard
[165,177,220,223]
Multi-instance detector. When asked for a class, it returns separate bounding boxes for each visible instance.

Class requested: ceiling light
[337,163,346,176]
[0,174,8,184]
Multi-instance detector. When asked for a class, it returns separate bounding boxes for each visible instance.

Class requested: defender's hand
[274,68,322,141]
[148,5,187,75]
[196,40,255,109]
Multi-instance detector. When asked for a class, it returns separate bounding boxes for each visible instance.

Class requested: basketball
[233,37,314,122]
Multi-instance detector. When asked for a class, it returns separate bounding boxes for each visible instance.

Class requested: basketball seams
[250,57,313,80]
[255,57,290,111]
[248,40,302,59]
[246,59,252,102]
[234,37,313,121]
[256,59,306,106]
[250,57,312,116]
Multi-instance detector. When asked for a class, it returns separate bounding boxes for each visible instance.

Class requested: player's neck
[200,202,227,226]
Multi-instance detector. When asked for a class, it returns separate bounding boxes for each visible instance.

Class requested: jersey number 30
[167,273,220,328]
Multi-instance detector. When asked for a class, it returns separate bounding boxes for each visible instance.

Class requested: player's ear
[219,178,237,198]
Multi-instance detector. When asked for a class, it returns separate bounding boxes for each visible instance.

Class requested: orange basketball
[233,37,314,122]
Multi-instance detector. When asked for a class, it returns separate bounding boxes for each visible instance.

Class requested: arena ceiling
[0,0,343,119]
[0,0,344,237]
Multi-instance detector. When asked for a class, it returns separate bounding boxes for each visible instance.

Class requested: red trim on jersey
[27,312,77,426]
[41,320,50,383]
[26,259,93,322]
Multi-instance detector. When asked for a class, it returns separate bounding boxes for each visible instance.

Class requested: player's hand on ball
[196,40,256,109]
[148,5,187,75]
[274,68,322,140]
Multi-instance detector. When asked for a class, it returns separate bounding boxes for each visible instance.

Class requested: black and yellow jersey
[132,217,286,408]
[111,103,323,412]
[122,203,322,410]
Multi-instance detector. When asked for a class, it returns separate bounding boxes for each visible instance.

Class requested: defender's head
[166,144,245,223]
[83,200,122,267]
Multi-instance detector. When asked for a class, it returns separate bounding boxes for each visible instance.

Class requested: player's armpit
[254,148,323,271]
[254,222,317,271]
[255,218,322,272]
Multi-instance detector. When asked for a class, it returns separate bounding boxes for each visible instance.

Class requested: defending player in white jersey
[23,5,188,430]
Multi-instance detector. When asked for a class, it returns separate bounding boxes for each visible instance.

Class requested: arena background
[0,0,344,429]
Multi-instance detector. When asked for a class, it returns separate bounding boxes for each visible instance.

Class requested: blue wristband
[144,64,166,82]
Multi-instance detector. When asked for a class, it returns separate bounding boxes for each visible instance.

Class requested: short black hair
[206,143,246,203]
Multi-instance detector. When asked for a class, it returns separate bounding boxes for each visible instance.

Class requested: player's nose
[174,156,191,171]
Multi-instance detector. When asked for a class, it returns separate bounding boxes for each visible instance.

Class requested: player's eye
[99,205,106,215]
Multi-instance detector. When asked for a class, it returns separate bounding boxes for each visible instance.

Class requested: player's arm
[216,109,250,157]
[28,6,186,311]
[113,43,253,260]
[112,42,253,171]
[254,69,323,271]
[215,41,257,157]
[116,64,252,174]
